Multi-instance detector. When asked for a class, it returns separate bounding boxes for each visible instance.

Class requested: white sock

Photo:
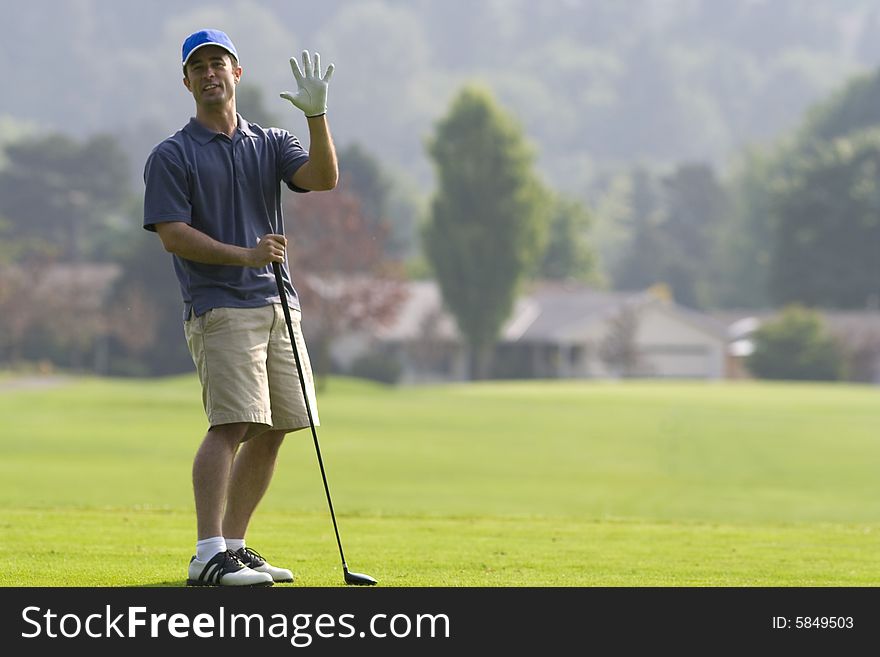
[226,538,246,552]
[196,536,227,562]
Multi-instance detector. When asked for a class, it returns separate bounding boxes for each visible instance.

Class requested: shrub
[746,305,845,381]
[350,351,402,384]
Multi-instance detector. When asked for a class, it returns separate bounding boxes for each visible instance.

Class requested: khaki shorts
[184,304,319,432]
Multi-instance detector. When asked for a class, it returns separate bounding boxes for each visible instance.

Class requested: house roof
[376,279,729,344]
[373,280,458,341]
[505,283,644,342]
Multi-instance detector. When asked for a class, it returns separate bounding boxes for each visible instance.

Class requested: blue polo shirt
[143,114,309,320]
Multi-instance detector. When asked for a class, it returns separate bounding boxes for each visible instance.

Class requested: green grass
[1,375,879,586]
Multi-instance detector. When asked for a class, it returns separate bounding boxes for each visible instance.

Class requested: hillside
[2,0,879,194]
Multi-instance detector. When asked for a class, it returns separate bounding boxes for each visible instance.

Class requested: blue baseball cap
[182,29,239,69]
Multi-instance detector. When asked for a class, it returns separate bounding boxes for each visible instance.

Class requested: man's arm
[155,221,286,267]
[280,50,338,191]
[291,114,338,191]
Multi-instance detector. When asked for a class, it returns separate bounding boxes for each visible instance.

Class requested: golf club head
[344,567,378,586]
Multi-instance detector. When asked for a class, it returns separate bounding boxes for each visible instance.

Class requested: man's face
[183,45,241,107]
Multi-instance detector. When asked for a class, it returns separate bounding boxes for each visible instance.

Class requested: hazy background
[2,0,880,379]
[4,0,877,193]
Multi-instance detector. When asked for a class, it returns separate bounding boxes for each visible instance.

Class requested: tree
[768,131,880,308]
[732,65,880,310]
[0,254,119,372]
[662,163,730,308]
[710,147,776,309]
[0,242,57,366]
[610,167,666,294]
[337,143,392,231]
[283,186,407,385]
[337,142,424,262]
[236,82,283,129]
[746,305,844,381]
[104,211,193,376]
[336,142,413,261]
[0,133,130,262]
[798,68,880,143]
[611,163,728,308]
[536,195,601,284]
[597,304,642,377]
[424,86,550,379]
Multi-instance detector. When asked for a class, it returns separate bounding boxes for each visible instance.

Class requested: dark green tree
[337,142,392,229]
[711,147,776,309]
[0,133,130,261]
[610,167,666,293]
[537,195,600,283]
[728,66,880,310]
[661,163,730,308]
[105,200,194,376]
[337,142,423,261]
[746,305,845,381]
[768,131,880,308]
[424,86,549,379]
[236,82,283,129]
[798,68,880,143]
[612,163,728,308]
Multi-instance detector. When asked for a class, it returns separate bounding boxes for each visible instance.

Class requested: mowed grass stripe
[1,508,877,586]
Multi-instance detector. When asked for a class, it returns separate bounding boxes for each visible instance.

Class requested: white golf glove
[280,50,334,118]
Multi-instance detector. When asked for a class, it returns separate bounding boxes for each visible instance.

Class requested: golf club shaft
[272,261,349,571]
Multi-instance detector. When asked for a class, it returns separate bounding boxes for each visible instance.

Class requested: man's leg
[222,429,287,538]
[222,428,296,583]
[192,422,250,540]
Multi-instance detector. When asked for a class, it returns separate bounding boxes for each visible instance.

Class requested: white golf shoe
[186,550,274,587]
[234,547,295,583]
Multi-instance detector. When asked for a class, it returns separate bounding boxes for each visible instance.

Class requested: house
[337,280,731,382]
[825,311,880,383]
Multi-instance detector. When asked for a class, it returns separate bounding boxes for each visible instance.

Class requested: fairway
[1,375,879,586]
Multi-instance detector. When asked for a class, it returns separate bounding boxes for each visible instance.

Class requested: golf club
[272,261,378,586]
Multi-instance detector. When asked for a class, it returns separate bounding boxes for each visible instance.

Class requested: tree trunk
[313,336,330,392]
[467,342,493,381]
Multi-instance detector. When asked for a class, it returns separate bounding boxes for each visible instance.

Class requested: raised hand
[280,50,334,117]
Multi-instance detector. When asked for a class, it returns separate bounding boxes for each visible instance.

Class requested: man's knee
[243,423,286,442]
[206,422,251,446]
[254,429,286,453]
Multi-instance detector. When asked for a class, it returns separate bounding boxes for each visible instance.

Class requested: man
[143,29,338,586]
